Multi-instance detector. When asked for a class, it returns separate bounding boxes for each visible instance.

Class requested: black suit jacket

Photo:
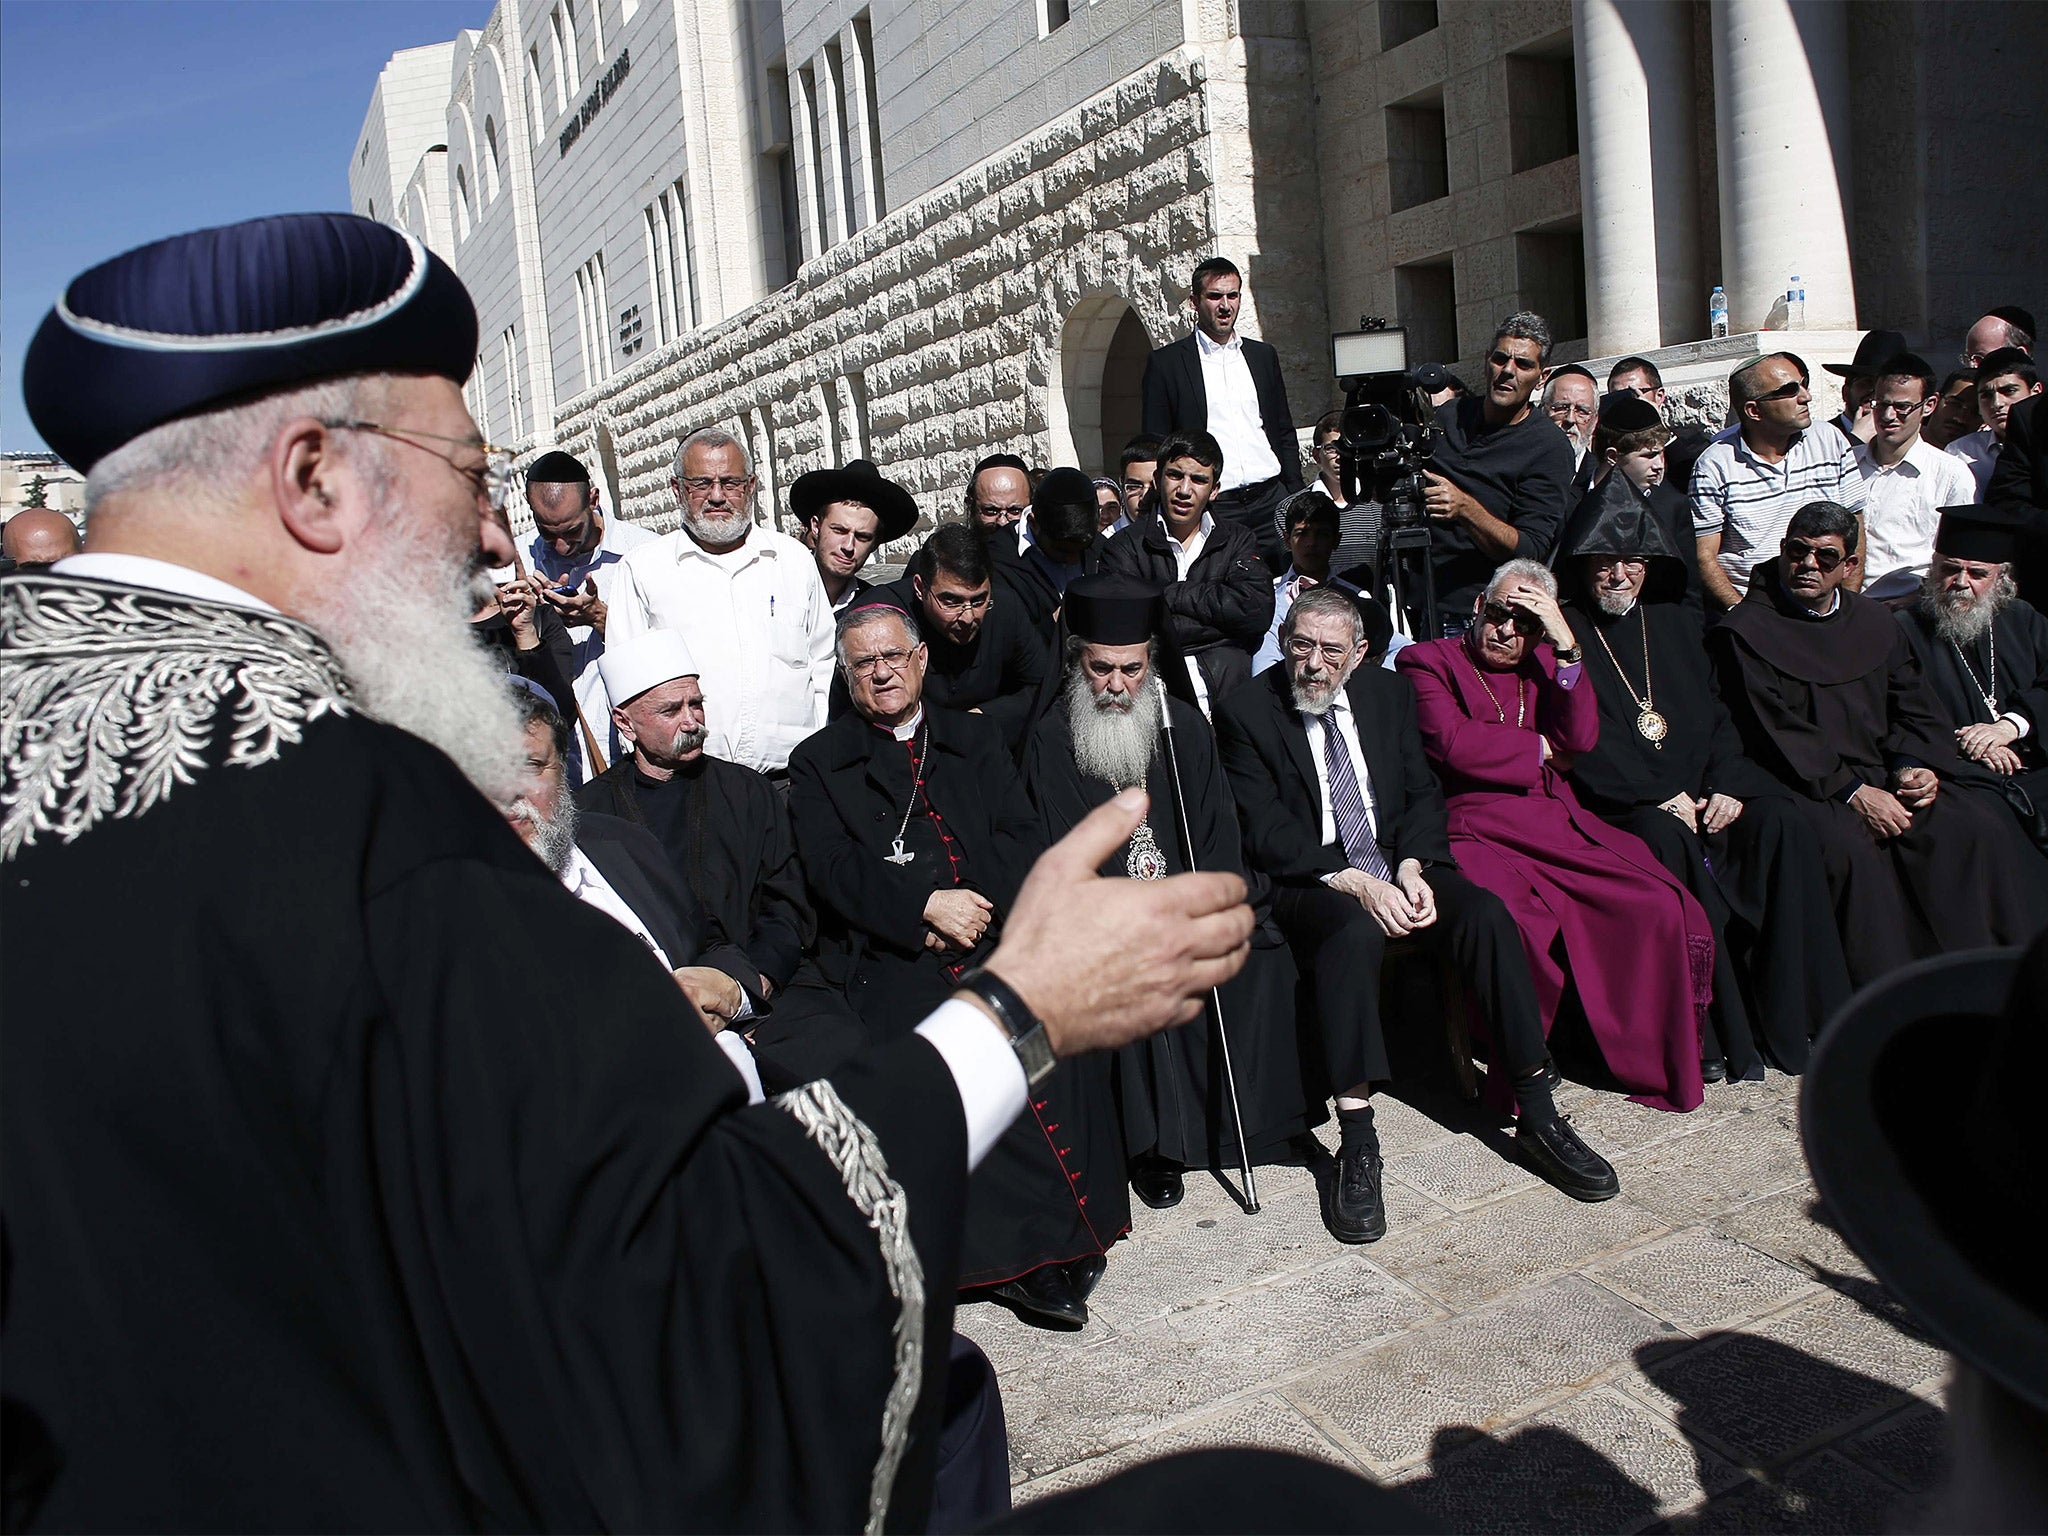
[1092,508,1275,705]
[572,812,763,1004]
[1140,333,1304,491]
[1213,663,1454,886]
[1990,394,2048,605]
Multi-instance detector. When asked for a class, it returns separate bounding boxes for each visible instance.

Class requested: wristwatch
[1553,643,1583,664]
[957,967,1057,1086]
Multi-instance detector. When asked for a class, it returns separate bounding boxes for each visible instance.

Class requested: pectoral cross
[884,837,916,866]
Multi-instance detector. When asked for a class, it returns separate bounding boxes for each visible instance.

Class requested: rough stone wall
[551,52,1221,553]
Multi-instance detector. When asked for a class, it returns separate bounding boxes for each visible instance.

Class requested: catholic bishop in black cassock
[1558,477,1850,1076]
[1893,506,2048,847]
[1709,507,2048,983]
[789,600,1128,1331]
[1021,577,1310,1210]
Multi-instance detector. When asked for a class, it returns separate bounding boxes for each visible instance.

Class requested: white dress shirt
[1167,511,1216,715]
[608,525,835,773]
[1195,329,1283,490]
[1947,427,1999,499]
[1297,685,1379,856]
[529,515,658,765]
[49,554,1029,1173]
[1855,437,1980,585]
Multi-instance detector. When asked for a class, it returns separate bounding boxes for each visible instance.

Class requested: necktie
[1320,709,1392,880]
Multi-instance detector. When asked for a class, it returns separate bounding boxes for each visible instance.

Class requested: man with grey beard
[1896,506,2048,843]
[1023,575,1309,1210]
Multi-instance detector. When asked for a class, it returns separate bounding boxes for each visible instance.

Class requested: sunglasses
[1782,538,1847,571]
[1753,379,1807,402]
[1479,601,1541,634]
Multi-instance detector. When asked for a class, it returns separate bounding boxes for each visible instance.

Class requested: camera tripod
[1375,519,1443,642]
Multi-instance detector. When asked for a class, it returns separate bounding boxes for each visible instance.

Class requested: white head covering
[597,630,699,705]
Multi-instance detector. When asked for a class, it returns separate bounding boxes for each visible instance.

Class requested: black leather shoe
[990,1264,1087,1330]
[1131,1161,1184,1210]
[1517,1113,1621,1202]
[1065,1253,1107,1301]
[1325,1142,1388,1244]
[1701,1057,1729,1084]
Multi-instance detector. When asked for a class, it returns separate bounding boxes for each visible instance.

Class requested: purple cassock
[1395,636,1711,1113]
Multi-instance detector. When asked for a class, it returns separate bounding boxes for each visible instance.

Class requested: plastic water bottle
[1709,286,1729,338]
[1786,275,1805,329]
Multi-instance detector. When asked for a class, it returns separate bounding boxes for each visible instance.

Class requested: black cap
[1978,346,2036,381]
[24,213,477,473]
[1824,328,1911,378]
[1933,504,2025,565]
[1986,304,2037,340]
[789,458,919,542]
[1032,466,1096,516]
[1064,573,1166,646]
[525,450,590,484]
[1596,393,1663,434]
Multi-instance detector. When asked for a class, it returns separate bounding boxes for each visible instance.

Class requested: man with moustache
[1557,478,1850,1079]
[1894,507,2048,841]
[1710,502,2048,982]
[1023,576,1310,1210]
[1,213,1257,1531]
[578,630,866,1089]
[1219,585,1619,1243]
[1542,364,1600,491]
[1397,562,1715,1117]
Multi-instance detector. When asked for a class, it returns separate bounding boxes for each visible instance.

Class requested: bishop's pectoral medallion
[1125,816,1167,881]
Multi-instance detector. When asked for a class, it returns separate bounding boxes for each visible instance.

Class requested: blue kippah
[24,213,478,473]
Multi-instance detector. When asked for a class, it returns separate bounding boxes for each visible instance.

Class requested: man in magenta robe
[1395,560,1712,1112]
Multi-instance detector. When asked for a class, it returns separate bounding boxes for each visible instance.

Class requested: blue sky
[1,0,492,454]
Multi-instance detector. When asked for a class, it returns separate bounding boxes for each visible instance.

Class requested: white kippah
[597,629,698,704]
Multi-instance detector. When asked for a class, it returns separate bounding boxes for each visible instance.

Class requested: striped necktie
[1319,709,1392,880]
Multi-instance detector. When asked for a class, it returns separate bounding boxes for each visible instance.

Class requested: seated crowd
[492,297,2048,1334]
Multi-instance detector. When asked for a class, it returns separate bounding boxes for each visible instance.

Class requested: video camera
[1330,319,1439,531]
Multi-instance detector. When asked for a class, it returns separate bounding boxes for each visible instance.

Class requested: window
[1385,89,1448,212]
[470,353,491,439]
[573,251,612,392]
[454,165,473,241]
[500,327,524,438]
[360,140,370,165]
[528,46,549,132]
[823,41,857,236]
[554,5,581,97]
[796,64,829,256]
[1394,257,1458,370]
[852,13,885,216]
[762,63,801,286]
[367,198,376,220]
[1515,227,1588,345]
[1039,0,1070,36]
[642,178,699,343]
[483,118,501,201]
[589,0,604,61]
[1507,39,1578,174]
[1379,0,1438,51]
[549,10,570,112]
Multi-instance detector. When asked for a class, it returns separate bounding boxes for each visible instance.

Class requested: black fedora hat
[1802,934,2048,1411]
[1823,328,1911,378]
[789,458,919,542]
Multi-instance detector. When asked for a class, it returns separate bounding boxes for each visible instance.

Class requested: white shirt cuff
[731,990,756,1023]
[2000,711,2032,740]
[714,1030,767,1105]
[916,998,1029,1172]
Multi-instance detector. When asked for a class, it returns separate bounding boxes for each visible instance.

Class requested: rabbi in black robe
[1558,475,1850,1076]
[1022,576,1310,1210]
[1709,500,2048,982]
[1893,505,2048,847]
[790,599,1127,1332]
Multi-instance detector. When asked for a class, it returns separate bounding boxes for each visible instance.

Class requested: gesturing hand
[1850,784,1914,840]
[924,888,993,950]
[981,790,1252,1057]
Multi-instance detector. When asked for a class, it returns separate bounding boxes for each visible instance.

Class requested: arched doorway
[1051,293,1153,476]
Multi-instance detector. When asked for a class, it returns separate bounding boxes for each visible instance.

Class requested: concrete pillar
[1574,0,1702,353]
[787,63,822,264]
[1709,0,1857,331]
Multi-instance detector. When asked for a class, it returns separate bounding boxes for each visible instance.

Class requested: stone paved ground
[956,1068,1950,1532]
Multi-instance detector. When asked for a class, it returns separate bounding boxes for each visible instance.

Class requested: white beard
[1921,571,2015,648]
[684,505,753,547]
[298,517,529,805]
[1288,660,1356,716]
[1595,587,1638,616]
[1064,667,1161,789]
[507,791,578,874]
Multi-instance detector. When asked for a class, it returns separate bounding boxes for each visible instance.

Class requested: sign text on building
[559,49,630,158]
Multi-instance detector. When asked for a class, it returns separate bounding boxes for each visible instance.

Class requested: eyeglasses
[678,475,754,498]
[930,590,991,614]
[1782,537,1847,571]
[1870,398,1928,418]
[1285,636,1354,666]
[846,647,916,678]
[322,420,513,511]
[1479,601,1541,634]
[1488,350,1543,374]
[1589,556,1649,572]
[1546,400,1596,420]
[975,503,1029,520]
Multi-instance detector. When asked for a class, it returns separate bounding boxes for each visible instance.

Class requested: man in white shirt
[1543,365,1599,479]
[1853,352,1980,599]
[608,428,835,778]
[521,450,655,774]
[1950,348,2043,499]
[1141,257,1304,565]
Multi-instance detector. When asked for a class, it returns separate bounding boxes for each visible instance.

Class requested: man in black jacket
[1214,586,1617,1245]
[1990,392,2048,603]
[1141,257,1302,564]
[984,466,1100,641]
[1096,430,1274,715]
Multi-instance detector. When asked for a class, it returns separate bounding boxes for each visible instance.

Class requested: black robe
[1564,599,1850,1074]
[1022,695,1312,1170]
[788,706,1128,1287]
[1709,562,2048,980]
[0,573,966,1532]
[577,754,866,1090]
[1894,596,2048,841]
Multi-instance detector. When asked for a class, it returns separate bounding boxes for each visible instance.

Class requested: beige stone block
[1375,26,1449,107]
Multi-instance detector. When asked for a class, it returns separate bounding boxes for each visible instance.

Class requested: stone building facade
[353,0,2048,542]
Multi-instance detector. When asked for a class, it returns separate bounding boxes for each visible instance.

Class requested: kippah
[1978,346,2035,378]
[1987,305,2037,339]
[24,212,477,472]
[526,450,591,484]
[1033,466,1096,513]
[1597,393,1662,434]
[1548,363,1596,383]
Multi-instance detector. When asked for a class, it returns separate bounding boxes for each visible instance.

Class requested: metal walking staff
[1155,689,1260,1214]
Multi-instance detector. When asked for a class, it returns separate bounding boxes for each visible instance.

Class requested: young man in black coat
[1214,586,1616,1247]
[1095,429,1275,715]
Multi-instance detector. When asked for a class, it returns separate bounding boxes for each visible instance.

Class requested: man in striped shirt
[1692,352,1866,611]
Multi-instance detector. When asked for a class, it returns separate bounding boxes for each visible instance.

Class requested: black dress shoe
[990,1264,1087,1330]
[1325,1142,1387,1244]
[1517,1113,1621,1202]
[1131,1161,1184,1210]
[1701,1057,1729,1084]
[1064,1253,1107,1301]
